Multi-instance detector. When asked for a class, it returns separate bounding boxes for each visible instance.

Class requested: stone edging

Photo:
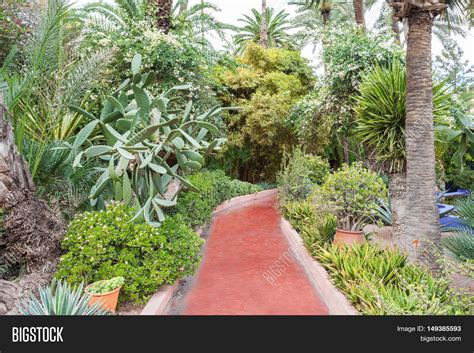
[280,218,359,315]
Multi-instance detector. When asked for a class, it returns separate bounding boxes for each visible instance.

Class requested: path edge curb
[280,218,359,315]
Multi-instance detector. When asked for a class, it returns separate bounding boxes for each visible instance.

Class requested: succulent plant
[17,280,110,315]
[66,54,231,225]
[86,277,125,295]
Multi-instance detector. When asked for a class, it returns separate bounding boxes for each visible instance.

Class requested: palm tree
[290,0,351,48]
[80,0,146,33]
[354,62,453,241]
[353,0,366,30]
[260,0,269,48]
[233,7,291,53]
[391,0,472,272]
[172,1,229,48]
[376,0,471,48]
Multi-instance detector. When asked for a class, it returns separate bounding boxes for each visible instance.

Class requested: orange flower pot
[333,228,365,246]
[85,281,121,313]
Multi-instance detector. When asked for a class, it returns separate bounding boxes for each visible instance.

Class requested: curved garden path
[170,190,329,315]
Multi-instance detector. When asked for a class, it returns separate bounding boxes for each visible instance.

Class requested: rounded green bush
[55,202,204,303]
[313,162,387,231]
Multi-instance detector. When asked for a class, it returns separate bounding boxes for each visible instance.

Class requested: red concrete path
[176,191,329,315]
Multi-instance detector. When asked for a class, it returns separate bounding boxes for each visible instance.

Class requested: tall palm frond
[172,1,231,47]
[233,7,292,54]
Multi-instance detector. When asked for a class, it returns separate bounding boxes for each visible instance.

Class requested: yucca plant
[354,61,453,174]
[17,280,110,315]
[67,53,230,225]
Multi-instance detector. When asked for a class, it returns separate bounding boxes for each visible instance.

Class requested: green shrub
[282,200,336,247]
[313,242,472,315]
[173,170,262,228]
[216,42,314,181]
[277,147,330,203]
[312,162,387,231]
[55,203,203,303]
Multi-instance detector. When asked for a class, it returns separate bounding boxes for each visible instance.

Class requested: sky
[76,0,474,65]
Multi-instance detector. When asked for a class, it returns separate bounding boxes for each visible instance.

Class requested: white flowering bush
[55,202,204,303]
[82,19,221,114]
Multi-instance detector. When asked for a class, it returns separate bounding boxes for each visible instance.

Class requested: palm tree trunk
[155,0,173,33]
[321,9,331,25]
[391,12,401,45]
[0,98,65,273]
[353,0,366,31]
[403,9,440,273]
[259,0,269,48]
[389,172,406,241]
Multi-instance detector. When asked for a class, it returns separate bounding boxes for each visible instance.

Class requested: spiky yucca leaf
[354,61,453,173]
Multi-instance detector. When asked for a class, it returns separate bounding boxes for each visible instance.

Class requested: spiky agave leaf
[17,280,111,315]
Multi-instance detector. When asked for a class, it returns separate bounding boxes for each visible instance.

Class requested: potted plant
[85,277,124,313]
[313,163,387,246]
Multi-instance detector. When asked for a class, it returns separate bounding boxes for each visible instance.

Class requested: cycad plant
[1,0,111,179]
[17,280,110,315]
[233,7,291,54]
[442,197,474,261]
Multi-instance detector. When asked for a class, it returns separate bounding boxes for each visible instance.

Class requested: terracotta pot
[333,228,365,246]
[85,281,121,313]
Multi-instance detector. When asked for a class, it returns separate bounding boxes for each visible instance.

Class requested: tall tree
[353,0,366,30]
[391,0,471,272]
[155,0,173,33]
[260,0,269,47]
[233,7,291,53]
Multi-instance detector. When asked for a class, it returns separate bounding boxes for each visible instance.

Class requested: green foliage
[445,164,474,189]
[436,108,474,171]
[322,25,403,98]
[55,202,204,303]
[217,43,314,181]
[1,0,111,181]
[80,6,222,114]
[68,54,228,225]
[442,197,474,261]
[313,163,387,231]
[87,277,125,294]
[173,170,262,228]
[277,147,330,203]
[313,242,472,315]
[442,235,474,261]
[233,7,292,53]
[17,279,110,315]
[285,91,333,156]
[354,62,454,173]
[282,200,336,247]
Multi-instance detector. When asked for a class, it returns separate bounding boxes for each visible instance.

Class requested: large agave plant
[66,54,230,225]
[17,280,110,315]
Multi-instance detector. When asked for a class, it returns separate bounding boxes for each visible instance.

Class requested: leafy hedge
[172,169,262,228]
[56,170,261,303]
[56,202,204,303]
